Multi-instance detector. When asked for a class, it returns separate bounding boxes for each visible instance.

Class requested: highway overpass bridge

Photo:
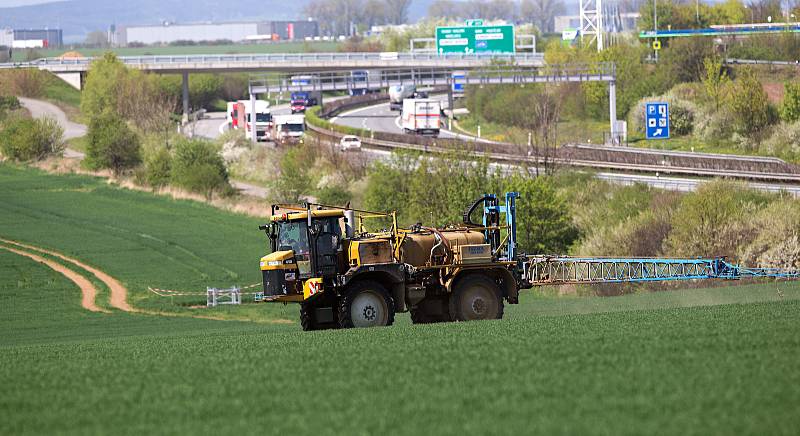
[0,51,544,80]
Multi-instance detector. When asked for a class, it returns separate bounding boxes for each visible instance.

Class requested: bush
[171,138,230,199]
[739,200,800,270]
[0,116,64,161]
[505,174,578,255]
[665,180,772,259]
[728,68,774,136]
[144,146,172,188]
[760,121,800,163]
[780,82,800,123]
[271,145,313,204]
[628,95,697,137]
[315,185,352,206]
[85,112,142,174]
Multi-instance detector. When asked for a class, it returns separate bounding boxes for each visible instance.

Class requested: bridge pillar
[249,91,257,144]
[54,72,83,90]
[181,71,190,124]
[608,79,618,145]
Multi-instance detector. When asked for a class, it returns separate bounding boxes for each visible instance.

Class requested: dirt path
[0,244,106,313]
[0,238,133,312]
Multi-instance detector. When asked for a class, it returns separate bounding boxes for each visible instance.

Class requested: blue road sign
[452,71,465,95]
[646,102,670,139]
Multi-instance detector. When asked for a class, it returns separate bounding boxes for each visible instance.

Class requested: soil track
[0,244,106,313]
[0,239,133,312]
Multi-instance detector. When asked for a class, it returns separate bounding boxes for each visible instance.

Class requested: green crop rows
[2,164,800,434]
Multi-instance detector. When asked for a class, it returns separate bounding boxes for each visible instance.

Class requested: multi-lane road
[325,95,800,196]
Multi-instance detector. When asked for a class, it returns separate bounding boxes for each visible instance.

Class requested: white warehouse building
[116,20,319,46]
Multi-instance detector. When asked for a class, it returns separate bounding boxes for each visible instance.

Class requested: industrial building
[0,28,64,48]
[12,28,63,48]
[115,20,319,46]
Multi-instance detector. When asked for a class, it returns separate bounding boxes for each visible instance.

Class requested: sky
[0,0,60,7]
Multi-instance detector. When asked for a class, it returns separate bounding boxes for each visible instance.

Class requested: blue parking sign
[645,103,670,139]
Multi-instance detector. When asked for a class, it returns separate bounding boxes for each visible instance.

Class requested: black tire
[410,296,451,324]
[300,302,315,331]
[300,300,339,331]
[448,275,504,322]
[338,281,395,328]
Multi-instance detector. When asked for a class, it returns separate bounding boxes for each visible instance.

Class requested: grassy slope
[11,41,341,61]
[0,164,296,322]
[2,247,799,435]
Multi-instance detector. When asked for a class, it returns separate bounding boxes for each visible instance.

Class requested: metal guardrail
[0,52,545,70]
[726,58,800,66]
[251,63,615,94]
[307,121,800,184]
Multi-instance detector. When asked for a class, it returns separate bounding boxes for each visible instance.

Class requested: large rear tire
[338,281,395,328]
[449,275,504,322]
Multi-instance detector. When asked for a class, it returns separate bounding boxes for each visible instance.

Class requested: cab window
[277,221,310,255]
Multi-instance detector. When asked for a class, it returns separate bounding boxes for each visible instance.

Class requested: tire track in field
[0,244,107,313]
[1,239,133,312]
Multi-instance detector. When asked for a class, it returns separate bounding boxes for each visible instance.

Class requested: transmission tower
[580,0,604,51]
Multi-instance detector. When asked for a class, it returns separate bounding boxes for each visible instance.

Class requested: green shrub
[171,138,230,199]
[628,94,696,137]
[85,111,142,174]
[666,180,772,259]
[144,146,172,188]
[760,121,800,163]
[315,185,352,206]
[0,95,20,112]
[270,145,313,203]
[0,116,64,161]
[780,82,800,123]
[729,68,774,136]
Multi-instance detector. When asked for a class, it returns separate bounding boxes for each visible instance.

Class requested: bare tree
[520,0,566,33]
[384,0,412,24]
[516,84,562,177]
[428,0,468,19]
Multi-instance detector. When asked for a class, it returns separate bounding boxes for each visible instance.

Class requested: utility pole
[653,0,658,62]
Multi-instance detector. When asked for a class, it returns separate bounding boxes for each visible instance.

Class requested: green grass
[11,42,341,61]
[456,114,609,145]
[43,74,82,109]
[0,164,296,322]
[2,243,800,435]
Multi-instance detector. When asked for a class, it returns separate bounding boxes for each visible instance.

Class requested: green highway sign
[435,24,515,54]
[465,19,484,26]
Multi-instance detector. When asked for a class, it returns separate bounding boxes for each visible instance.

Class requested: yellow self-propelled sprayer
[257,193,800,331]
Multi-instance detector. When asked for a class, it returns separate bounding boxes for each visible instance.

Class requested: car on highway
[339,135,361,151]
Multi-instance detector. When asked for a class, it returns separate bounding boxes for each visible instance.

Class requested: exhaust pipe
[344,209,355,238]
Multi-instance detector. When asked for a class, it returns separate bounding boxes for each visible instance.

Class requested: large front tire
[449,275,504,322]
[338,281,395,328]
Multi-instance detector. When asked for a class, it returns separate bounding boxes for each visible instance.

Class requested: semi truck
[401,98,441,137]
[349,70,382,96]
[256,193,799,331]
[388,84,416,111]
[234,100,272,141]
[272,114,305,144]
[290,91,322,113]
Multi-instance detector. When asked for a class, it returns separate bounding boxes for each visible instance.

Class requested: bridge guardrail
[306,94,800,183]
[12,51,544,68]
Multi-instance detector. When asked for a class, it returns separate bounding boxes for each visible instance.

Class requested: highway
[330,93,488,143]
[325,96,800,197]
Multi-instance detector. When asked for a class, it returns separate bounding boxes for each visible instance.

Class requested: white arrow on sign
[653,128,663,137]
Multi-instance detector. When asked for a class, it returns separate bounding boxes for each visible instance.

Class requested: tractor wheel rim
[461,287,496,320]
[351,291,387,327]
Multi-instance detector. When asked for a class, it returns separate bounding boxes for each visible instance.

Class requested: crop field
[2,164,800,434]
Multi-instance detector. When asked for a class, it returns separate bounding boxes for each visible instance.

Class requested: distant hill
[0,0,435,43]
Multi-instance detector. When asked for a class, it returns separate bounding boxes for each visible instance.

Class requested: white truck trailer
[401,98,441,137]
[389,84,416,111]
[272,114,306,144]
